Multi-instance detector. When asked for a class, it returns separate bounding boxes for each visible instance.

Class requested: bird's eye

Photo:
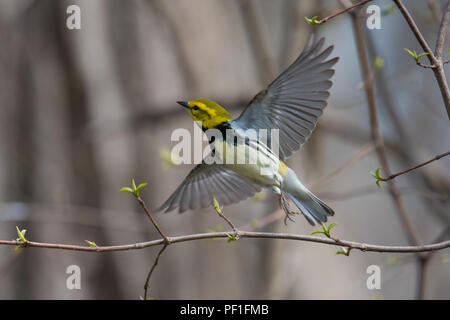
[192,106,200,110]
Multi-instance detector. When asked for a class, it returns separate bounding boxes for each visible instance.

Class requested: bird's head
[177,99,232,129]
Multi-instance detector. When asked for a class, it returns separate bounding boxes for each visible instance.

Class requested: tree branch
[309,0,373,24]
[435,0,450,59]
[393,0,450,119]
[347,1,423,247]
[143,244,168,300]
[393,0,434,54]
[1,230,449,253]
[136,195,170,244]
[383,151,450,182]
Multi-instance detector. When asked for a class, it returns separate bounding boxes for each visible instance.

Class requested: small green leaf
[404,48,419,62]
[418,52,430,58]
[14,226,27,251]
[16,226,27,243]
[212,193,222,214]
[304,16,321,25]
[336,246,350,256]
[404,48,431,63]
[312,222,337,238]
[328,223,337,231]
[136,183,148,191]
[121,179,148,198]
[404,48,415,57]
[376,167,382,177]
[370,166,386,188]
[159,148,180,169]
[320,222,329,237]
[85,240,98,247]
[384,4,395,15]
[227,233,237,243]
[371,167,383,179]
[373,57,384,69]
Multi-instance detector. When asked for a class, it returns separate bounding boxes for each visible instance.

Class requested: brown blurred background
[0,0,449,299]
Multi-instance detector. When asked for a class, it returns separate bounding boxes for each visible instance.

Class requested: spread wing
[157,164,262,213]
[233,36,338,160]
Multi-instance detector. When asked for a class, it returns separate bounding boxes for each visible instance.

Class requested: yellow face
[183,99,232,129]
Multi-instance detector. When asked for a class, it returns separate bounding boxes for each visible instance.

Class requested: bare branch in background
[305,0,372,25]
[434,1,450,59]
[393,0,450,119]
[381,151,450,182]
[338,0,450,300]
[345,0,423,248]
[240,0,277,83]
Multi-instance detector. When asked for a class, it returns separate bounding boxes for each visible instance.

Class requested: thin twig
[418,256,431,299]
[137,196,170,244]
[143,244,168,300]
[346,0,423,247]
[213,194,239,235]
[435,0,450,59]
[427,0,442,22]
[393,0,434,54]
[383,151,450,182]
[315,0,372,24]
[418,225,450,299]
[426,0,450,44]
[433,0,450,119]
[415,60,450,68]
[240,0,277,83]
[217,212,238,234]
[393,0,450,119]
[417,62,437,69]
[0,231,449,253]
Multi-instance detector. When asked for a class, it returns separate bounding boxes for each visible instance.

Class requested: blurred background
[0,0,449,299]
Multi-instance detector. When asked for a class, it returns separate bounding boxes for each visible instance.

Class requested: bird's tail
[285,189,334,226]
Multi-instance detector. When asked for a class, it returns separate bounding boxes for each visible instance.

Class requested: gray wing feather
[233,36,338,160]
[157,164,262,213]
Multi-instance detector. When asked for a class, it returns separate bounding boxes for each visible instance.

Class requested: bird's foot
[279,192,301,225]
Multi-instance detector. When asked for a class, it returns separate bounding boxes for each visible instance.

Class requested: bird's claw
[279,192,300,225]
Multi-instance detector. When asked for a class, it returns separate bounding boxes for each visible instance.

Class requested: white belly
[212,139,281,187]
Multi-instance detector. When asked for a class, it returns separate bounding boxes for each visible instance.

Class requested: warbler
[158,36,338,225]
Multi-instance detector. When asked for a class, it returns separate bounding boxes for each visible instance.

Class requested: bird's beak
[177,101,189,109]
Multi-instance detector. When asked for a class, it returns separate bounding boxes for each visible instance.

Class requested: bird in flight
[158,36,338,225]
